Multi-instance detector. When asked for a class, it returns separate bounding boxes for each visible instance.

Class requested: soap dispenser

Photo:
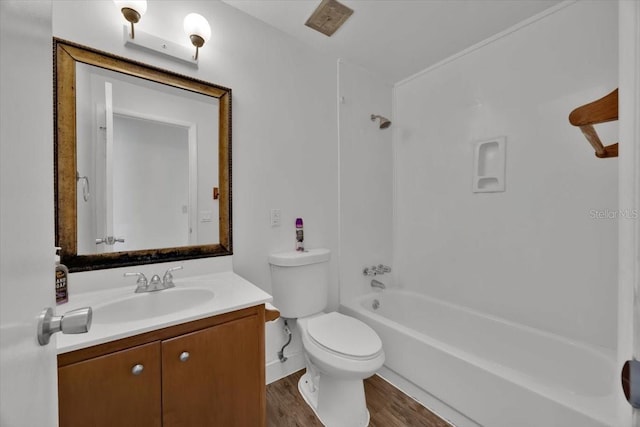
[55,247,69,305]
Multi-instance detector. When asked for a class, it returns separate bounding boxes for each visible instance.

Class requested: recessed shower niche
[472,136,506,193]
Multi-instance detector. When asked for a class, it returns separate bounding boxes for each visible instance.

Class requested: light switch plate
[270,209,281,227]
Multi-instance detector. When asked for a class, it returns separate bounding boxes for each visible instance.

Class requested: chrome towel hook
[76,171,90,202]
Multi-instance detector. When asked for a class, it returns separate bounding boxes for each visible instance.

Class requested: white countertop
[57,271,272,354]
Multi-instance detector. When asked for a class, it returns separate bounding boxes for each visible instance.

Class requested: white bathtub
[341,290,618,427]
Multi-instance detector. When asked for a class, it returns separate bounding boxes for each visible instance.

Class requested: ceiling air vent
[305,0,354,37]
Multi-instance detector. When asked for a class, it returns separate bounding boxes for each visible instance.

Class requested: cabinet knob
[179,351,190,362]
[131,364,144,375]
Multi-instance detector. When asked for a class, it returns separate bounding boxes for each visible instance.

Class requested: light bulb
[183,13,211,43]
[183,13,211,60]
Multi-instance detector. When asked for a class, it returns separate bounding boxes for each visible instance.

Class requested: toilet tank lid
[268,248,331,267]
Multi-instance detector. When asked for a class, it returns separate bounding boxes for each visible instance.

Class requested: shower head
[371,114,391,129]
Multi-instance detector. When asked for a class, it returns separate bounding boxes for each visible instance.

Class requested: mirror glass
[75,63,220,254]
[55,39,232,272]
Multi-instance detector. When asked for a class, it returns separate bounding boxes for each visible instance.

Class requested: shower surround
[392,0,618,352]
[341,1,620,425]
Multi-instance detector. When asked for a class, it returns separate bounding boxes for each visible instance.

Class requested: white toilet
[269,248,385,427]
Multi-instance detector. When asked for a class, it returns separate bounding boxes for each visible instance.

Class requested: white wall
[53,0,339,376]
[338,60,393,303]
[393,1,619,349]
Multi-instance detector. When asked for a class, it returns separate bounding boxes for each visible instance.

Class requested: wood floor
[266,370,452,427]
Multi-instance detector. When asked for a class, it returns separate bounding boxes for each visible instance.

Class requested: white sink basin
[93,288,215,324]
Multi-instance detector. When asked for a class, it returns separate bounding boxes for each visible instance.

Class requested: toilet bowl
[300,312,384,379]
[268,249,385,427]
[297,312,385,427]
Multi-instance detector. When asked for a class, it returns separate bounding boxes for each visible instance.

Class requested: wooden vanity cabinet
[58,341,162,427]
[57,305,269,427]
[162,314,263,426]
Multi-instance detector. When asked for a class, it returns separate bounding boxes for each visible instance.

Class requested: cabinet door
[58,341,162,427]
[162,314,264,427]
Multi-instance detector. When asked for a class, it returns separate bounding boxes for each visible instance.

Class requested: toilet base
[298,370,370,427]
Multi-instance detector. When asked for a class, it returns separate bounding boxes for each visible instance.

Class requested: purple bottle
[295,218,304,251]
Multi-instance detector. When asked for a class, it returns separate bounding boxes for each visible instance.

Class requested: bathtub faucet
[371,279,386,290]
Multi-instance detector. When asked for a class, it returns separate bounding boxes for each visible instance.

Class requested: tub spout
[371,279,386,290]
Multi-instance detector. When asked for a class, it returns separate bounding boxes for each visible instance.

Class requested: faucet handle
[163,266,183,287]
[363,265,391,276]
[377,264,392,273]
[124,272,148,285]
[363,266,377,276]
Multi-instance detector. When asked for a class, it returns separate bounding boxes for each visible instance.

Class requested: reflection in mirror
[55,39,232,272]
[111,115,191,250]
[75,63,220,254]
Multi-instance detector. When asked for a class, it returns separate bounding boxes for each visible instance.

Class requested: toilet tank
[268,248,330,319]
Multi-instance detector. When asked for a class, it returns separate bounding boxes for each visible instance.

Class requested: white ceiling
[223,0,563,83]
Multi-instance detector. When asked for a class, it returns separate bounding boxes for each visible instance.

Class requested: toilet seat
[307,312,382,360]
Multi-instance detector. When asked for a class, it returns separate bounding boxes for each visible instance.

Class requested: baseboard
[376,366,481,427]
[266,351,305,385]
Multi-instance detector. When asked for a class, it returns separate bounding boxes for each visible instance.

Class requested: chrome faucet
[371,279,386,290]
[124,266,183,293]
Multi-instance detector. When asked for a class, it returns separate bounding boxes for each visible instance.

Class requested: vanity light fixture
[116,2,211,66]
[113,0,147,39]
[183,13,211,61]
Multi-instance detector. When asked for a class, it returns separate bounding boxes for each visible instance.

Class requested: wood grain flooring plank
[267,370,452,427]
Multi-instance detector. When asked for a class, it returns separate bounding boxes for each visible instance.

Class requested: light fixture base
[122,25,198,66]
[189,34,205,48]
[121,7,141,24]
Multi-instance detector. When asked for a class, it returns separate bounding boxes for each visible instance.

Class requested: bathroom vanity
[49,38,271,426]
[56,272,277,427]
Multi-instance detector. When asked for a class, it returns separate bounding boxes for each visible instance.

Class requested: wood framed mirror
[54,39,232,272]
